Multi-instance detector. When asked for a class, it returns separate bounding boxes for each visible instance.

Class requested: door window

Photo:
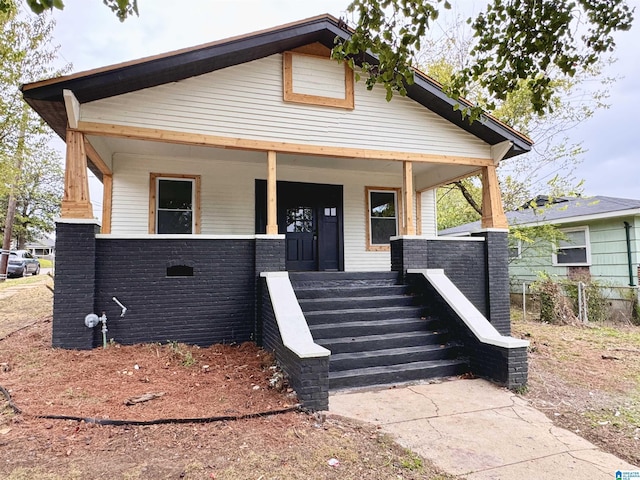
[286,207,313,232]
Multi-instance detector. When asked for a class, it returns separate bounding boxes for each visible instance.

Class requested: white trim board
[408,268,529,349]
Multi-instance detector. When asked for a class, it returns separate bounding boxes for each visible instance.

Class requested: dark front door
[284,205,316,270]
[255,180,343,271]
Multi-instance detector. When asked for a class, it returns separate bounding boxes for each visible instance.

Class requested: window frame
[552,226,591,266]
[149,173,201,234]
[508,238,522,261]
[283,51,355,110]
[365,186,402,251]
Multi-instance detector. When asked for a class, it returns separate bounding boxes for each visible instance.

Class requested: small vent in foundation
[167,265,194,277]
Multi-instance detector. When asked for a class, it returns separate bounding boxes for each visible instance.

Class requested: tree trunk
[454,180,482,215]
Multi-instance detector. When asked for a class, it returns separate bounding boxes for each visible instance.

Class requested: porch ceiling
[90,135,479,190]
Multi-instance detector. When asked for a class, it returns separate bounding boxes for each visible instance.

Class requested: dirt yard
[0,278,454,480]
[511,309,640,467]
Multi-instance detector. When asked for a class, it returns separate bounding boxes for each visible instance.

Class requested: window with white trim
[149,173,201,234]
[508,238,522,260]
[366,187,399,250]
[553,227,590,266]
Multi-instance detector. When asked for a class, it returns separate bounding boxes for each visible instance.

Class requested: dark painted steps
[330,343,463,370]
[294,284,408,299]
[290,271,469,390]
[289,271,399,288]
[310,316,439,338]
[315,331,450,354]
[329,359,469,390]
[299,294,415,312]
[304,305,425,324]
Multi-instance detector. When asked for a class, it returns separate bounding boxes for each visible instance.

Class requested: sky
[46,0,640,200]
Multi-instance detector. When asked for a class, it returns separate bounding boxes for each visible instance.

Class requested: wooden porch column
[61,129,94,219]
[481,165,508,229]
[266,150,278,234]
[402,161,415,235]
[101,174,113,234]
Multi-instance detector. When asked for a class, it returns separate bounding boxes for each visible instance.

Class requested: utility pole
[0,107,28,282]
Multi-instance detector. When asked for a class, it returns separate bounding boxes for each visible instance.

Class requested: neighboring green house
[441,195,640,292]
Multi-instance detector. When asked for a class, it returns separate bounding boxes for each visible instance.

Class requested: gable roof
[441,195,640,235]
[22,14,532,159]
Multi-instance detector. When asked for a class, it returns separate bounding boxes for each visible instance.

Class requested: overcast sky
[48,0,640,200]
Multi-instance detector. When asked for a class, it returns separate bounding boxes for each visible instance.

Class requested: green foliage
[102,0,138,22]
[398,450,424,471]
[167,340,197,367]
[0,0,138,21]
[0,5,66,248]
[561,277,610,323]
[0,145,63,247]
[336,0,634,119]
[531,272,577,324]
[436,181,480,230]
[531,272,612,324]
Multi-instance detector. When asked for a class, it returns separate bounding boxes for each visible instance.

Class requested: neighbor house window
[553,227,590,266]
[508,238,522,260]
[149,173,201,234]
[366,187,400,251]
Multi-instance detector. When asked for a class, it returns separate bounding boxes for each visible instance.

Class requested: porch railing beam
[266,150,278,234]
[403,161,416,235]
[75,121,496,167]
[61,129,94,219]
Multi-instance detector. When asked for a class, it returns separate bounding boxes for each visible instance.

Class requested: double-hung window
[366,187,399,250]
[553,227,590,266]
[149,173,201,234]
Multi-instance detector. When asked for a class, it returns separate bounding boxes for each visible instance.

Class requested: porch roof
[22,14,532,161]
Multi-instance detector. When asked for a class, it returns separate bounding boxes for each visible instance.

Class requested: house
[442,195,640,296]
[21,15,531,410]
[25,236,55,258]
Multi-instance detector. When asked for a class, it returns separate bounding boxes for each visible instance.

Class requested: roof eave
[22,14,532,157]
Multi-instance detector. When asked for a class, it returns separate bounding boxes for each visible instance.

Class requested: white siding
[81,54,490,158]
[421,189,437,236]
[292,54,345,98]
[110,153,436,271]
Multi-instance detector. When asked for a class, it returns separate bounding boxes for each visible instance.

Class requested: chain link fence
[511,281,640,325]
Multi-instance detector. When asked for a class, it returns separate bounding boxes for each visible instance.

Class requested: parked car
[7,250,40,277]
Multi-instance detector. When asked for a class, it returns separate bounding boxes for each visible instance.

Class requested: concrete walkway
[329,378,638,479]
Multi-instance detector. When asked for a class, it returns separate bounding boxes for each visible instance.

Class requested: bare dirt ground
[0,279,454,480]
[511,309,640,467]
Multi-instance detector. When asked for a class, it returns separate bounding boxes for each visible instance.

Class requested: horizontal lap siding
[292,55,345,98]
[111,155,427,271]
[81,55,490,158]
[510,217,640,288]
[589,219,636,285]
[94,238,255,346]
[111,156,259,235]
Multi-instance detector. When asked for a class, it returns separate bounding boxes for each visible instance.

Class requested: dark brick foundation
[254,237,285,346]
[474,231,511,335]
[52,221,101,349]
[466,339,528,389]
[395,233,527,388]
[52,224,287,349]
[391,236,487,317]
[93,238,256,346]
[261,279,329,410]
[408,270,528,389]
